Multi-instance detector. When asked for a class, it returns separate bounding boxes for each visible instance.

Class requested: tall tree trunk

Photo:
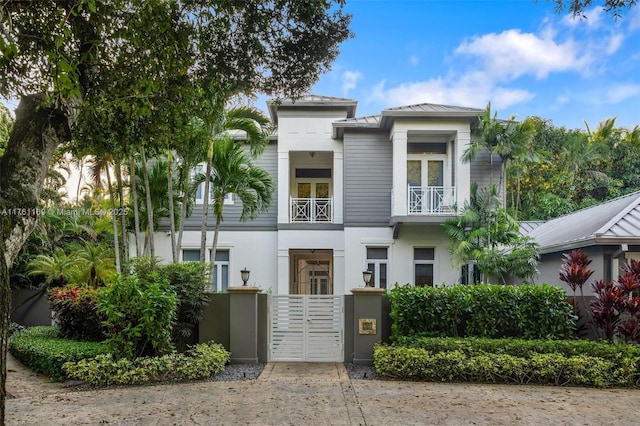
[140,147,155,257]
[199,144,213,263]
[105,165,121,273]
[166,152,178,263]
[209,213,222,285]
[115,158,129,264]
[0,94,70,423]
[76,156,84,203]
[176,165,190,263]
[130,155,142,257]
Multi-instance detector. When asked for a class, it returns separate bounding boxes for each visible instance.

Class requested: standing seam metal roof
[526,191,640,253]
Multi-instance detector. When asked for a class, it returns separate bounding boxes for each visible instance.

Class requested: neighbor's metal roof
[527,191,640,253]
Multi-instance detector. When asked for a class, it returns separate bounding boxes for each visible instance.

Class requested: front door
[289,249,333,295]
[408,155,447,213]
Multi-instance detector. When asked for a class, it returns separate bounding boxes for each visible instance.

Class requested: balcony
[408,186,456,215]
[290,197,334,223]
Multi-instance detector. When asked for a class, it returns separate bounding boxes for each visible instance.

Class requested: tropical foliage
[509,117,640,220]
[443,183,540,284]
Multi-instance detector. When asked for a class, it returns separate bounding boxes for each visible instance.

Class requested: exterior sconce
[362,270,373,287]
[241,268,250,286]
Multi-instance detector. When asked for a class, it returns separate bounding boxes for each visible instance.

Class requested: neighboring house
[153,95,501,295]
[522,191,640,294]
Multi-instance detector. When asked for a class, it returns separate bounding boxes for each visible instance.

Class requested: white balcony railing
[408,186,456,215]
[290,197,333,223]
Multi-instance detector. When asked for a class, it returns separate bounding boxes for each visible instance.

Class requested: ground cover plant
[63,342,230,386]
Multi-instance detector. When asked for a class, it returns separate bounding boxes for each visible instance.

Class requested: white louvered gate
[269,295,343,362]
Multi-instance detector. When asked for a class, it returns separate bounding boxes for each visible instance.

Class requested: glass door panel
[427,160,444,186]
[407,160,422,187]
[297,182,311,198]
[316,182,329,198]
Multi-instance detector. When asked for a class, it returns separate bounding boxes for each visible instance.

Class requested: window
[461,262,481,285]
[366,247,388,289]
[192,164,234,205]
[211,250,230,292]
[414,247,435,287]
[182,249,201,262]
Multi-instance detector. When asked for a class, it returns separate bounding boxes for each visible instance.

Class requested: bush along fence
[377,283,640,388]
[387,283,576,340]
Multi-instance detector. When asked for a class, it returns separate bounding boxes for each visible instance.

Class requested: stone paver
[6,353,640,425]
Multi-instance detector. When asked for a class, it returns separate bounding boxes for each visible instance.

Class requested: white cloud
[367,74,532,111]
[606,33,625,54]
[562,6,603,28]
[341,70,362,96]
[455,29,588,80]
[602,83,640,103]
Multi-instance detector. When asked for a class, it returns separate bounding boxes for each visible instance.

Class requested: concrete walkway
[6,353,640,425]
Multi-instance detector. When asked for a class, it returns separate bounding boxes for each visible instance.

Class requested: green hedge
[374,344,640,388]
[63,342,230,386]
[9,326,110,381]
[393,336,640,359]
[388,284,575,340]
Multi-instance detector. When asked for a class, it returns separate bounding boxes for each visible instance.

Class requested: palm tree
[199,105,272,263]
[26,248,78,289]
[463,103,537,193]
[71,242,116,289]
[204,136,274,283]
[133,158,181,255]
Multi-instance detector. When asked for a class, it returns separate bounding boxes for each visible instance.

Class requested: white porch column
[392,130,408,216]
[455,129,471,207]
[333,151,344,224]
[277,151,290,224]
[333,249,345,295]
[277,248,289,295]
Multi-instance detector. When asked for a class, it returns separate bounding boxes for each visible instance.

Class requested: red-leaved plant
[590,261,640,342]
[559,249,594,335]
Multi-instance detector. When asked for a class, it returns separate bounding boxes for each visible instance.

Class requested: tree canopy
[550,0,638,17]
[0,1,352,420]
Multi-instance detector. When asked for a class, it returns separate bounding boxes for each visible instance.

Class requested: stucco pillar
[392,130,408,216]
[277,248,289,295]
[277,151,289,224]
[350,287,385,365]
[455,129,471,207]
[333,151,344,224]
[227,286,261,363]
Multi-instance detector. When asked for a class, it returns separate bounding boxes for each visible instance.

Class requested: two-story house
[154,95,499,295]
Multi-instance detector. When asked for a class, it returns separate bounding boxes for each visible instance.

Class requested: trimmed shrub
[63,342,230,386]
[49,286,105,341]
[393,336,640,359]
[373,340,640,388]
[98,273,178,359]
[8,326,109,381]
[128,257,209,351]
[388,283,575,340]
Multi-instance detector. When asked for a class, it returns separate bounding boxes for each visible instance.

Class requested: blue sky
[299,0,640,130]
[3,1,639,131]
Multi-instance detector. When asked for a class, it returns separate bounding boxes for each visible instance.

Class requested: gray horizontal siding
[165,143,278,232]
[343,130,392,226]
[470,148,503,196]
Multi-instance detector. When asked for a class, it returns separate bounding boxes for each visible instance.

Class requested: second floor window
[192,164,234,205]
[366,247,388,289]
